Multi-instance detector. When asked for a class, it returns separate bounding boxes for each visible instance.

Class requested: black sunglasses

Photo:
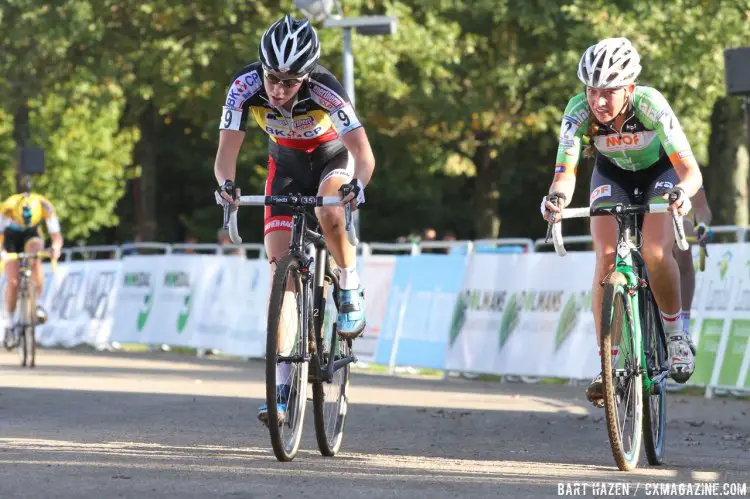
[264,71,306,88]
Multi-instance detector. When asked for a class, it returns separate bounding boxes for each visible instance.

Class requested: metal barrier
[474,238,535,253]
[224,243,265,259]
[63,245,121,261]
[534,234,593,252]
[120,242,172,255]
[171,243,223,254]
[360,242,420,255]
[534,225,750,251]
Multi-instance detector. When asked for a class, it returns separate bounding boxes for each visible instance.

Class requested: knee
[642,241,669,267]
[594,249,616,276]
[316,206,342,230]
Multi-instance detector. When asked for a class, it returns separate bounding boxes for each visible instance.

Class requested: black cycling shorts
[263,140,353,236]
[3,227,41,253]
[589,153,679,208]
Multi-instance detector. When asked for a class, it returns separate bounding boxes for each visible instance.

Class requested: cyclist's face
[586,84,633,123]
[263,71,305,107]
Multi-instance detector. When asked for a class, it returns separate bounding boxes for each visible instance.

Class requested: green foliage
[29,80,139,240]
[2,0,749,245]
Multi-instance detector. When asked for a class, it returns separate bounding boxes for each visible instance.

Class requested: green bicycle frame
[610,218,654,393]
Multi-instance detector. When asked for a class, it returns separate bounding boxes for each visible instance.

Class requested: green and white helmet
[577,38,642,89]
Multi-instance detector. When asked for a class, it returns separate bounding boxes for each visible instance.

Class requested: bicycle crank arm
[332,355,357,373]
[649,371,669,395]
[277,355,311,364]
[318,355,358,383]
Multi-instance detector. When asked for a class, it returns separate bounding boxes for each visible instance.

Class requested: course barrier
[1,234,748,398]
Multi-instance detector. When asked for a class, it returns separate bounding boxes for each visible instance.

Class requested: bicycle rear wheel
[17,290,36,368]
[311,261,351,456]
[600,272,643,471]
[313,326,351,457]
[265,254,309,462]
[641,284,667,465]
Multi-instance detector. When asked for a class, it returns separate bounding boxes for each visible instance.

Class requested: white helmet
[259,15,321,76]
[577,38,642,89]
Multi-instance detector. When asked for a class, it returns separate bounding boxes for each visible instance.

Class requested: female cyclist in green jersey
[540,38,703,405]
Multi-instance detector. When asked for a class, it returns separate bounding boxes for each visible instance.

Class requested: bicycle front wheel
[641,284,667,465]
[265,254,309,462]
[600,272,643,471]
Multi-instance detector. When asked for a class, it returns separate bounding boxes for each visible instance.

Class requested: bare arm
[214,129,246,184]
[671,155,704,199]
[548,170,577,207]
[340,127,375,186]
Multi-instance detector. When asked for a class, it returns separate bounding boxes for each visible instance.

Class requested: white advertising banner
[192,256,270,358]
[507,252,598,380]
[358,255,396,362]
[110,255,164,344]
[38,260,121,348]
[142,254,217,346]
[445,253,529,374]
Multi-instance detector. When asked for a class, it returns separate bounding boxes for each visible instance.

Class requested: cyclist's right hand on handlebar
[541,192,566,223]
[215,180,240,210]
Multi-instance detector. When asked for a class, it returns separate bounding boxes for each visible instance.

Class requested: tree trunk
[133,101,158,241]
[707,97,749,226]
[13,103,29,192]
[473,134,500,238]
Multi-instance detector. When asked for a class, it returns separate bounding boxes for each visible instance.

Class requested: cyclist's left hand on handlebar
[540,192,566,223]
[339,178,365,210]
[663,186,692,217]
[215,180,240,211]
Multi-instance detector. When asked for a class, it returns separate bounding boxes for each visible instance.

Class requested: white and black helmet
[259,15,321,76]
[577,38,642,89]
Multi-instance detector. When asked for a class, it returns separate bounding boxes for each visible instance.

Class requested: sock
[598,348,620,366]
[661,310,682,338]
[681,311,691,336]
[339,266,360,290]
[276,362,292,388]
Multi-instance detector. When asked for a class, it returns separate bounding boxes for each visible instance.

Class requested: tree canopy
[0,0,747,245]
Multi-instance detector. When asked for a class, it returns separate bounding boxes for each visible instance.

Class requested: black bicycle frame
[281,202,354,384]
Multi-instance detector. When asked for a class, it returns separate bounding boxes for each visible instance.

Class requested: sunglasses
[264,71,306,88]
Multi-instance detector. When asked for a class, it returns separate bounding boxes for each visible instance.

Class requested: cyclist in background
[213,15,376,424]
[673,186,712,354]
[0,175,63,348]
[541,38,703,406]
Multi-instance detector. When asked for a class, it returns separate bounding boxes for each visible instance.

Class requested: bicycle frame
[223,195,357,384]
[608,211,664,394]
[286,206,353,384]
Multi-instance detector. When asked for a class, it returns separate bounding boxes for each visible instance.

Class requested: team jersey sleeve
[38,195,61,233]
[554,93,591,175]
[634,87,694,163]
[308,70,362,137]
[38,195,55,219]
[218,65,263,132]
[0,197,12,232]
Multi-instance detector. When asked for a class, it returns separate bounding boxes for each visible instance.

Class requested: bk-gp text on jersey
[218,62,362,153]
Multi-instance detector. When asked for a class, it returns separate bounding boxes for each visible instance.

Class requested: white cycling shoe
[668,333,695,384]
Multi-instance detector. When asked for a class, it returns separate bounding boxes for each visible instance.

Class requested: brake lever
[545,220,554,243]
[223,204,231,230]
